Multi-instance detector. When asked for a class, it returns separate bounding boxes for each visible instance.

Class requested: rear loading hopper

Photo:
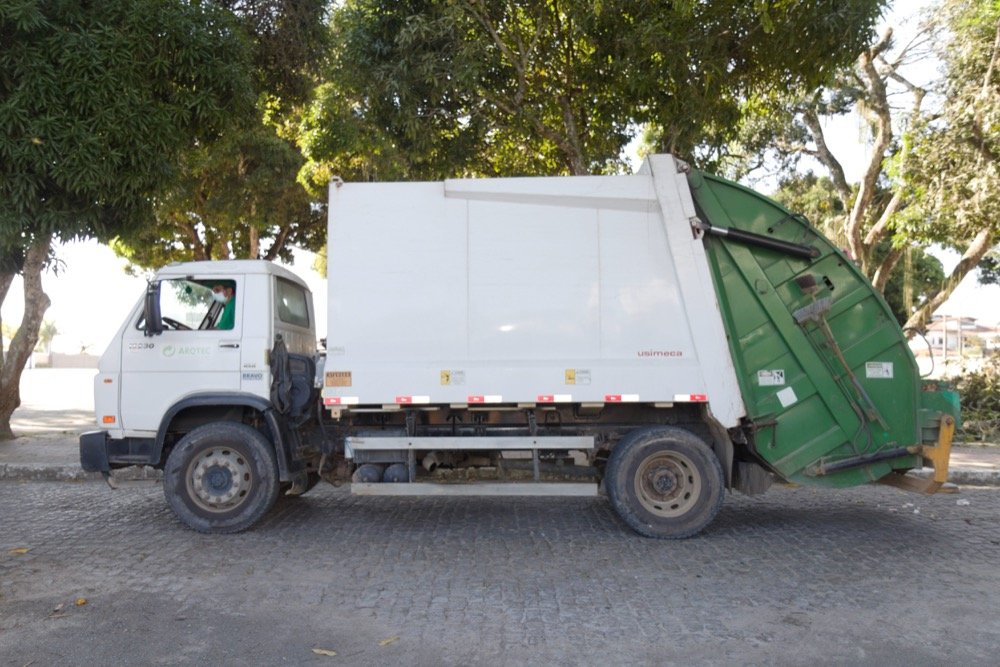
[689,167,957,493]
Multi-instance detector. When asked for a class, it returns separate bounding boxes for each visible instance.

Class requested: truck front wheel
[163,422,280,533]
[605,426,724,539]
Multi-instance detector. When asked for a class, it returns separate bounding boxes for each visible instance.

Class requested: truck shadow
[253,484,965,554]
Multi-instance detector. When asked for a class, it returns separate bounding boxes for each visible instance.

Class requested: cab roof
[154,259,310,290]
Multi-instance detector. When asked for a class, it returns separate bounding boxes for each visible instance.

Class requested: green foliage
[299,0,631,181]
[772,172,847,243]
[878,246,944,326]
[726,0,999,333]
[299,0,884,184]
[905,0,1000,248]
[114,124,324,267]
[217,0,331,107]
[979,250,1000,285]
[0,0,254,252]
[956,356,1000,442]
[110,1,330,268]
[596,0,887,168]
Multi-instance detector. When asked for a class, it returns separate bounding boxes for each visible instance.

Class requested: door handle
[219,342,241,349]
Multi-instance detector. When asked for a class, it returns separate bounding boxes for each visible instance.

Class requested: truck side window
[136,279,232,332]
[276,278,310,328]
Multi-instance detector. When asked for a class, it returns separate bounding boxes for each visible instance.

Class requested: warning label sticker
[565,369,591,385]
[865,362,894,379]
[325,371,352,387]
[757,370,785,387]
[440,370,466,386]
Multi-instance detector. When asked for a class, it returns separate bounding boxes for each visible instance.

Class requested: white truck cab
[82,260,319,527]
[93,260,315,436]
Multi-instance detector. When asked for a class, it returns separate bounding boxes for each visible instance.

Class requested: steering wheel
[161,317,191,331]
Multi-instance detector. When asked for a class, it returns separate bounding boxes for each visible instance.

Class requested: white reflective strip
[605,394,640,403]
[325,396,359,406]
[538,394,572,403]
[468,395,503,404]
[673,393,708,402]
[395,395,431,405]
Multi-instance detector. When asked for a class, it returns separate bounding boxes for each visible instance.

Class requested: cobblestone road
[2,481,999,665]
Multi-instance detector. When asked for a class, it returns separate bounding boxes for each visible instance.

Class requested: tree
[113,126,325,268]
[112,0,331,271]
[728,25,931,286]
[596,0,887,167]
[0,1,253,439]
[297,0,885,185]
[901,0,1000,331]
[732,1,1000,334]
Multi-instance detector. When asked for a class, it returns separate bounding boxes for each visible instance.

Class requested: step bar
[345,435,594,454]
[351,482,599,497]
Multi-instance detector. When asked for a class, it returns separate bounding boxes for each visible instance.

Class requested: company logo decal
[162,345,210,357]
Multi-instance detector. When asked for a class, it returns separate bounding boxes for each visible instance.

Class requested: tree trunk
[0,272,14,364]
[903,227,994,334]
[0,238,53,440]
[249,225,260,260]
[871,245,904,293]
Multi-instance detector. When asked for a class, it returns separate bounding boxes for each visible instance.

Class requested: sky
[2,0,997,355]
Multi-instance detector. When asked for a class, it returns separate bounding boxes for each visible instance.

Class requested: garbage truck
[79,154,959,538]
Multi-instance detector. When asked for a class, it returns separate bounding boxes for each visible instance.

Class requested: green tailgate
[688,170,957,488]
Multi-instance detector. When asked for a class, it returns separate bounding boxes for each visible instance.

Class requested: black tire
[605,426,724,539]
[163,422,280,533]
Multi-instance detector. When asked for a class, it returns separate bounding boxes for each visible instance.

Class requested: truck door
[119,275,244,433]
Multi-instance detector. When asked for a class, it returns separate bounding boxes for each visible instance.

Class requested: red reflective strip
[325,396,358,406]
[395,396,412,404]
[691,394,708,402]
[537,395,555,403]
[469,395,485,403]
[605,395,622,402]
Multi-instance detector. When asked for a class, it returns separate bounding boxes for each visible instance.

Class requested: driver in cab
[212,283,236,330]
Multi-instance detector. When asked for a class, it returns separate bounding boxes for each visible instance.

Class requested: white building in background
[921,315,1000,355]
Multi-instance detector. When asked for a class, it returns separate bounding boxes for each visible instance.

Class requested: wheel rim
[186,447,253,513]
[633,450,702,518]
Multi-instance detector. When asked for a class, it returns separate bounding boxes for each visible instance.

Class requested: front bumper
[79,431,159,472]
[80,430,111,472]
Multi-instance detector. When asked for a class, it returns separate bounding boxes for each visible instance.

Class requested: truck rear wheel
[605,426,724,539]
[163,422,280,533]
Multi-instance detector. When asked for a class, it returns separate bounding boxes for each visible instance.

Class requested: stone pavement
[2,480,1000,664]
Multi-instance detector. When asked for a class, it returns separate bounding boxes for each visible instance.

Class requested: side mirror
[144,281,163,337]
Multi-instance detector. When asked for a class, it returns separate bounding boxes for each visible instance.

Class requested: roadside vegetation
[957,356,1000,443]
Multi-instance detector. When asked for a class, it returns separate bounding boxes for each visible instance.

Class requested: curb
[913,468,1000,487]
[0,464,163,483]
